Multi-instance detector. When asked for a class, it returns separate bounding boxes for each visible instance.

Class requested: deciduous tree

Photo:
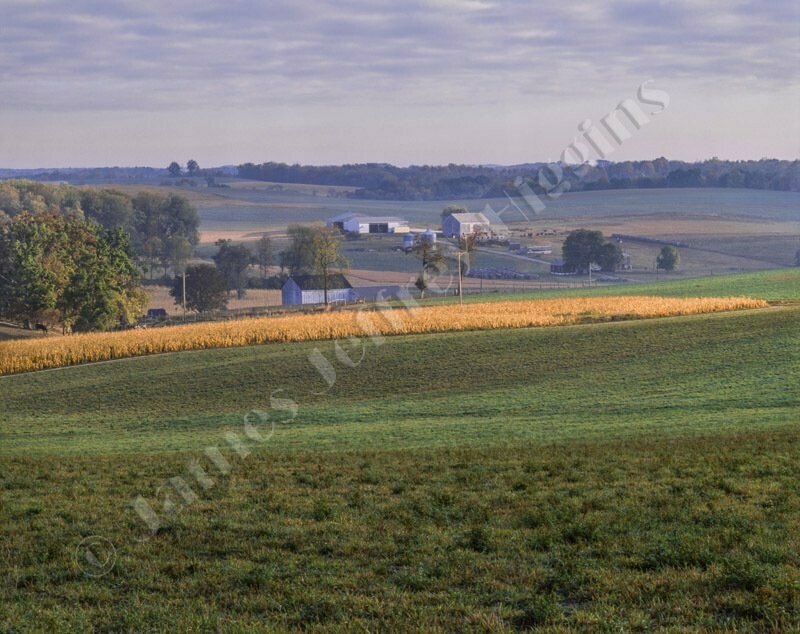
[562,229,623,273]
[213,240,253,299]
[656,246,680,272]
[408,235,447,298]
[170,263,228,313]
[255,235,274,278]
[310,228,349,306]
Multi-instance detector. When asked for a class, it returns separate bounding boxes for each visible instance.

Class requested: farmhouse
[327,213,410,235]
[442,212,490,237]
[281,274,356,305]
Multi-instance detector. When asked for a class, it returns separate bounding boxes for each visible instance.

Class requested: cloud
[0,0,796,115]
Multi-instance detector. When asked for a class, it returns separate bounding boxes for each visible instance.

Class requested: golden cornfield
[0,296,767,376]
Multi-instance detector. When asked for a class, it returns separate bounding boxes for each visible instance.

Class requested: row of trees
[238,158,800,201]
[0,213,144,331]
[167,160,200,177]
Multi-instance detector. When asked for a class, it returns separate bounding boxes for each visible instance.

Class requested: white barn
[342,215,409,235]
[326,213,409,234]
[281,274,356,305]
[442,212,490,238]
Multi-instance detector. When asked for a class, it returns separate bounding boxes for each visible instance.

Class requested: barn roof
[449,212,489,224]
[345,215,408,224]
[327,212,359,223]
[286,274,353,290]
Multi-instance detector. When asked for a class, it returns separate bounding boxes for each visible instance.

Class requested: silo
[421,229,437,244]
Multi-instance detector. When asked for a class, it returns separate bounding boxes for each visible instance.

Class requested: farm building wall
[281,279,303,305]
[300,289,357,304]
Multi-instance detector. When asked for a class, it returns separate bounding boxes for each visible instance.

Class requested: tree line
[0,180,200,277]
[238,158,800,200]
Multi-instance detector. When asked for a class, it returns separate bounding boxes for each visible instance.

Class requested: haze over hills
[1,158,798,200]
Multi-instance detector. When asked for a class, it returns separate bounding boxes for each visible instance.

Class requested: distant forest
[1,159,797,202]
[238,158,800,201]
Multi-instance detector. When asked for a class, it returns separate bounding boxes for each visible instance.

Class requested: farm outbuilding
[442,212,490,238]
[327,213,409,235]
[343,215,409,235]
[281,274,356,305]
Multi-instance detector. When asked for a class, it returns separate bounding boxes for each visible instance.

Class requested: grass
[449,267,800,304]
[1,305,795,455]
[3,433,799,631]
[1,300,798,630]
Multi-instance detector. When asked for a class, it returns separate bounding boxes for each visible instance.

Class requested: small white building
[282,274,356,305]
[442,212,490,238]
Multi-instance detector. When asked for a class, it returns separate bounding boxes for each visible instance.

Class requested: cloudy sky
[1,0,798,167]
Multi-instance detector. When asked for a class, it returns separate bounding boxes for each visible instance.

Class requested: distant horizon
[2,154,798,172]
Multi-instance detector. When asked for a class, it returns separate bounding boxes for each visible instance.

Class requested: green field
[1,295,799,630]
[450,268,800,304]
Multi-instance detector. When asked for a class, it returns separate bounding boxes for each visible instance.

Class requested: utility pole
[182,270,187,322]
[456,251,463,305]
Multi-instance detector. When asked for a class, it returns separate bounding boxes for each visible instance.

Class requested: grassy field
[452,268,800,304]
[1,305,799,630]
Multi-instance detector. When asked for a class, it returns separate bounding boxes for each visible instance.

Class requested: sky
[1,0,798,168]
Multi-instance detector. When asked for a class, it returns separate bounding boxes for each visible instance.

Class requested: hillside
[2,307,797,455]
[1,306,798,630]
